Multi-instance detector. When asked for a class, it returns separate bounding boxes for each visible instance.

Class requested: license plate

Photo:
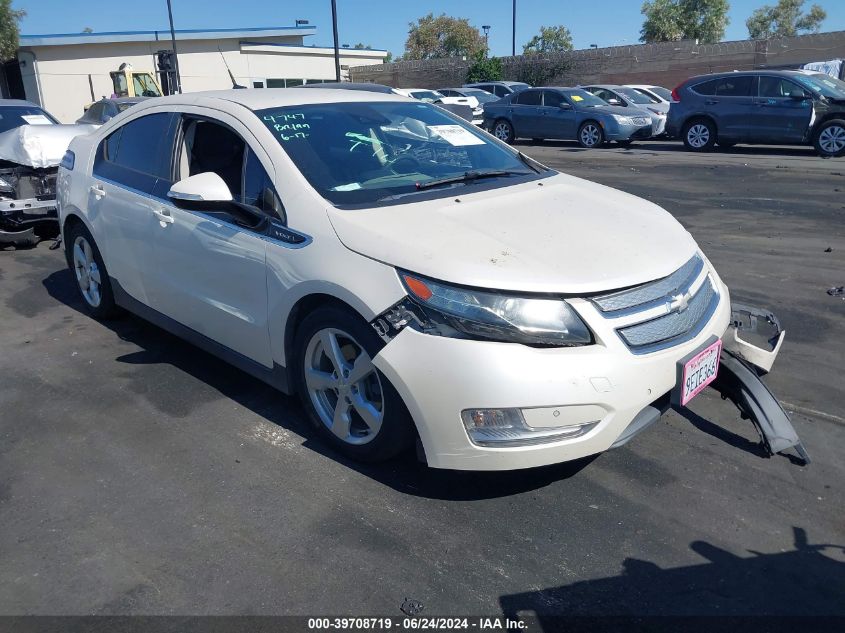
[676,338,722,406]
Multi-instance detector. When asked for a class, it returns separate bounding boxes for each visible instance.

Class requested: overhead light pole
[165,0,182,93]
[482,25,491,55]
[512,0,516,56]
[331,0,341,82]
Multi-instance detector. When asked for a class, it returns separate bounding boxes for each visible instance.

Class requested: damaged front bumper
[710,303,810,464]
[0,167,58,246]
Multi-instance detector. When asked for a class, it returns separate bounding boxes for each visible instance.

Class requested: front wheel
[814,119,845,157]
[492,119,515,144]
[578,121,604,148]
[683,119,716,151]
[294,306,415,462]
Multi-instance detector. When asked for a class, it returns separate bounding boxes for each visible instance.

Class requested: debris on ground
[401,598,424,616]
[827,286,844,297]
[824,247,832,252]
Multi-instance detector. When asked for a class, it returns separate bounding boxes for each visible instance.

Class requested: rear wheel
[682,119,716,151]
[492,119,515,144]
[578,121,604,148]
[65,222,120,319]
[294,306,415,462]
[814,119,845,157]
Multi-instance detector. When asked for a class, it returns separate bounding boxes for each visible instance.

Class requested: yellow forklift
[109,63,163,98]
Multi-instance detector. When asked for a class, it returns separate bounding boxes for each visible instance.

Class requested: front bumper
[373,276,732,470]
[606,122,653,141]
[0,198,58,245]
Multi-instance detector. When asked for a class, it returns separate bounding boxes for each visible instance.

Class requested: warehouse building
[7,25,387,122]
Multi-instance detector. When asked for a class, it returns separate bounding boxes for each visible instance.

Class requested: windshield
[257,101,541,206]
[561,89,608,108]
[616,88,655,104]
[409,91,443,102]
[0,106,58,133]
[794,73,845,99]
[117,101,138,112]
[631,88,661,103]
[462,89,499,103]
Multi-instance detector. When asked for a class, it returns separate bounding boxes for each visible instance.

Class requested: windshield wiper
[415,169,530,191]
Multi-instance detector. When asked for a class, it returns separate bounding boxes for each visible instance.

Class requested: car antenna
[218,47,246,89]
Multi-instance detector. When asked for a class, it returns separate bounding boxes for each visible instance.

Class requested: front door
[750,76,814,143]
[540,90,577,140]
[147,113,274,367]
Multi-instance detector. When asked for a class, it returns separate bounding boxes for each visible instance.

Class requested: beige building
[13,25,387,122]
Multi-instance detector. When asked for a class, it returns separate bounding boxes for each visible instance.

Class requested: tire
[682,119,716,152]
[64,221,121,319]
[814,119,845,157]
[492,119,515,144]
[578,121,604,148]
[294,306,415,462]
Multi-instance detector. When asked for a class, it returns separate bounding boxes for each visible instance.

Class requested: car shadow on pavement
[498,527,845,630]
[43,267,596,501]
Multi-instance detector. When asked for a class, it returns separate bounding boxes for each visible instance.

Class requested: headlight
[395,272,592,346]
[0,176,15,193]
[611,114,631,124]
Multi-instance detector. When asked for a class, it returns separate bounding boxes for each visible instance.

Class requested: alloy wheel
[303,328,384,445]
[819,125,845,154]
[72,235,102,308]
[580,124,600,147]
[687,124,710,148]
[494,122,511,141]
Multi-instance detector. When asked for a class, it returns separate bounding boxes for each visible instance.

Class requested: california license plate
[676,338,722,407]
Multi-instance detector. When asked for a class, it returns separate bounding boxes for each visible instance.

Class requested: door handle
[152,208,174,225]
[89,184,106,199]
[705,99,718,105]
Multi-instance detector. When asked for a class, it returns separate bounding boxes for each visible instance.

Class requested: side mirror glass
[168,172,233,203]
[559,102,572,109]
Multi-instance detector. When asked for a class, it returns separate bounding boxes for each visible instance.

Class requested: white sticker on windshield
[21,114,53,125]
[332,182,362,191]
[428,125,485,146]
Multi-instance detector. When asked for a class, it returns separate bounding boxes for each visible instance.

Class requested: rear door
[750,76,814,143]
[147,111,276,367]
[704,76,755,140]
[90,112,177,305]
[540,90,577,139]
[510,89,543,137]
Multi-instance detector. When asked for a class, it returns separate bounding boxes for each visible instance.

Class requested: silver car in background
[581,85,669,136]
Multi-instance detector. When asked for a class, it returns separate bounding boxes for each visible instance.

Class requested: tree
[384,51,394,63]
[746,0,826,39]
[405,13,486,60]
[82,27,93,33]
[0,0,25,62]
[465,50,503,83]
[640,0,730,44]
[523,25,574,54]
[353,43,372,50]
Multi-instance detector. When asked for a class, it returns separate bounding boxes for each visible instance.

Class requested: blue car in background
[482,87,654,147]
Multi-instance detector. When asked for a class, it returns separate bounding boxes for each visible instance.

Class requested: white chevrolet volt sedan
[57,88,736,471]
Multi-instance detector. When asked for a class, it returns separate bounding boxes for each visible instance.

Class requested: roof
[20,25,316,47]
[300,82,395,93]
[0,99,43,107]
[129,87,409,113]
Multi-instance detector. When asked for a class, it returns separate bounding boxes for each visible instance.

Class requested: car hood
[326,172,699,294]
[0,123,96,168]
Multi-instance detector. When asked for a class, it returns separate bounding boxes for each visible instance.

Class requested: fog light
[461,408,598,447]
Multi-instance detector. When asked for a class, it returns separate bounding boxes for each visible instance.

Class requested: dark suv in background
[666,70,845,157]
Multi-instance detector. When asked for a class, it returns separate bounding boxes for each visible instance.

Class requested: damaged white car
[57,90,808,470]
[0,100,94,246]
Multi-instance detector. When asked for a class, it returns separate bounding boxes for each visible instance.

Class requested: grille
[631,117,650,126]
[592,253,719,354]
[617,278,717,350]
[593,254,703,314]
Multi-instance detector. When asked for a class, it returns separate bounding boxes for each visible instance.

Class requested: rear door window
[714,77,753,97]
[516,90,542,106]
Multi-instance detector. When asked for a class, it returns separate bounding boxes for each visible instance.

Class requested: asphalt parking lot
[1,141,843,620]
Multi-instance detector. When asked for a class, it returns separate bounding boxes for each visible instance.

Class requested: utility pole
[512,0,516,56]
[331,0,341,82]
[165,0,182,93]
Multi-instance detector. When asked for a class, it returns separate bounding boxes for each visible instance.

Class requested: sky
[17,0,845,57]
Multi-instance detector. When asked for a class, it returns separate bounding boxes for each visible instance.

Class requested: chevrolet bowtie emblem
[669,291,692,313]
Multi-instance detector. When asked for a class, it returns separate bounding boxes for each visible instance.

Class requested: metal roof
[20,26,317,47]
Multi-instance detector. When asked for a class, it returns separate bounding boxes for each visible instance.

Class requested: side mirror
[789,92,810,100]
[559,102,573,109]
[607,98,621,105]
[168,172,233,203]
